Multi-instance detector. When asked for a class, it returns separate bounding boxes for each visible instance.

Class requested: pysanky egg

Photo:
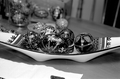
[56,18,68,30]
[34,9,49,18]
[74,33,95,54]
[50,6,65,21]
[21,31,41,51]
[39,34,74,54]
[59,29,75,53]
[59,29,74,46]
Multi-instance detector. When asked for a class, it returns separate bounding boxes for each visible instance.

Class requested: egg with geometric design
[74,33,95,54]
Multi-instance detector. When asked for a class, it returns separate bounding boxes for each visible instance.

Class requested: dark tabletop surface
[0,17,120,79]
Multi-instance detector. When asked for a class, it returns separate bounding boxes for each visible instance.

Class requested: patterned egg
[56,18,68,30]
[60,29,74,45]
[50,6,65,21]
[21,31,41,51]
[74,33,95,54]
[59,29,75,53]
[39,34,74,54]
[34,9,49,19]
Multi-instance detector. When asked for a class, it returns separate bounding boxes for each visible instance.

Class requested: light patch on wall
[30,0,70,7]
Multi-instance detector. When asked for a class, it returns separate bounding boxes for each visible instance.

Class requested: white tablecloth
[0,58,83,79]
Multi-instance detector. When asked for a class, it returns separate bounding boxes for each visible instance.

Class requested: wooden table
[0,18,120,79]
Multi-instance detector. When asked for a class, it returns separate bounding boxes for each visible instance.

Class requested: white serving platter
[0,31,120,62]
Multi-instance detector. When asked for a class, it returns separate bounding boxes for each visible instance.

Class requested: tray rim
[0,40,120,56]
[0,41,120,62]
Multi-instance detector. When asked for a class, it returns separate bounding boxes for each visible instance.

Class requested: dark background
[103,0,120,28]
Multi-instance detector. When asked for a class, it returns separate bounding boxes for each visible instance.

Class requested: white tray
[0,32,120,62]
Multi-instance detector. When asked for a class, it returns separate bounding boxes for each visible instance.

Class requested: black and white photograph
[0,0,120,79]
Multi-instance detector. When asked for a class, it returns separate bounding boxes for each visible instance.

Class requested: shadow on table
[42,52,120,65]
[87,52,120,64]
[0,47,38,65]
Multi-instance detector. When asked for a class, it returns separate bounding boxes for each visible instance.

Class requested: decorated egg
[74,33,95,54]
[59,29,74,46]
[39,34,74,54]
[50,6,65,21]
[21,31,41,51]
[34,9,49,19]
[59,29,75,53]
[56,18,68,30]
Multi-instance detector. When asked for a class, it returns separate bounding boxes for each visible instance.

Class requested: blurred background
[0,0,120,29]
[72,0,120,29]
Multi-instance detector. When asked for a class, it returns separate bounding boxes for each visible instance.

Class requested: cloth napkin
[0,58,83,79]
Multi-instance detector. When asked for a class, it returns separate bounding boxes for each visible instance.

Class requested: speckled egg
[56,18,68,30]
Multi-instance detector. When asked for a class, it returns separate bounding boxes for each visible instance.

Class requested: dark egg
[21,31,41,51]
[59,29,75,53]
[59,29,74,46]
[74,33,95,54]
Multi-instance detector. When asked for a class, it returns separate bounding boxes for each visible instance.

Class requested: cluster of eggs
[22,19,74,54]
[21,20,96,54]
